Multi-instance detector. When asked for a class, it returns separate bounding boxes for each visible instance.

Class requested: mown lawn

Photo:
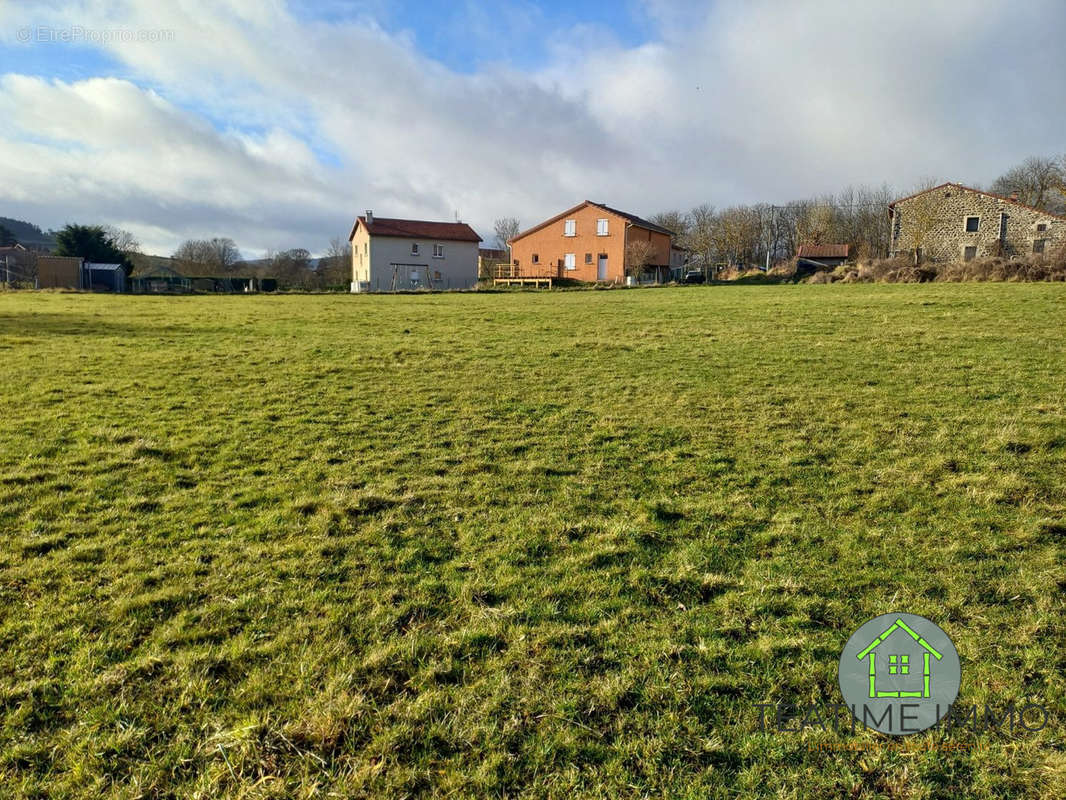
[0,285,1063,799]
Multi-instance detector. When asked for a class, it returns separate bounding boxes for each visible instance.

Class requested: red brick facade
[508,202,672,283]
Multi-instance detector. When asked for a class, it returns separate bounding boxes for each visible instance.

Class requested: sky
[0,0,1064,257]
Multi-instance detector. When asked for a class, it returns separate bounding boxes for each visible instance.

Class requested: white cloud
[0,0,1064,255]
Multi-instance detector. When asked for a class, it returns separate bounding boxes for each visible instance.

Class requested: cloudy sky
[1,0,1064,256]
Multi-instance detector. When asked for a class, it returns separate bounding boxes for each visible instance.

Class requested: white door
[597,255,608,281]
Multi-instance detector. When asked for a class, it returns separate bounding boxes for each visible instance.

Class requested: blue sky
[1,0,1064,256]
[287,0,656,72]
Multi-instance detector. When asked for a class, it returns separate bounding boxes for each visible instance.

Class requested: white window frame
[564,219,576,237]
[596,218,609,236]
[964,216,980,233]
[411,242,420,255]
[433,243,444,258]
[564,253,576,270]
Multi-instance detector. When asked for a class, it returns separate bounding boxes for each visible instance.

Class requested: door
[597,255,608,281]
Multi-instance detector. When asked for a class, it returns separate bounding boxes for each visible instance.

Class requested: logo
[838,613,960,735]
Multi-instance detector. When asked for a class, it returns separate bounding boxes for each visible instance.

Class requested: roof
[797,244,850,259]
[479,248,507,258]
[856,618,943,660]
[131,264,187,279]
[84,262,124,271]
[509,200,677,243]
[348,216,482,243]
[889,182,1066,221]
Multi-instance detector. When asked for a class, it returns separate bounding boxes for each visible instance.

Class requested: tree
[173,237,241,275]
[317,236,351,288]
[266,248,314,289]
[102,226,141,255]
[687,204,716,279]
[624,239,655,280]
[493,217,520,250]
[54,224,133,275]
[0,224,16,247]
[990,156,1065,212]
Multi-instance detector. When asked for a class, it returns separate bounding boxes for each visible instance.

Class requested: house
[507,201,676,284]
[0,244,35,282]
[797,244,851,273]
[349,211,482,292]
[889,183,1066,263]
[669,245,690,280]
[855,618,943,699]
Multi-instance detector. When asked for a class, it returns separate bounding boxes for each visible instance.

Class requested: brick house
[507,201,676,283]
[349,212,482,292]
[889,183,1066,263]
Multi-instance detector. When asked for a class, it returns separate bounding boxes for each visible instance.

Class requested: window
[532,253,539,264]
[585,252,593,264]
[1037,223,1048,232]
[889,655,910,676]
[965,216,980,232]
[411,242,420,255]
[433,243,444,258]
[564,253,576,270]
[513,259,519,266]
[963,246,977,261]
[433,270,442,280]
[596,218,609,236]
[363,242,368,255]
[564,219,576,237]
[1034,239,1047,254]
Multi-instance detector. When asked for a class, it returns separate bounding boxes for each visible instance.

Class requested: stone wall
[890,184,1066,262]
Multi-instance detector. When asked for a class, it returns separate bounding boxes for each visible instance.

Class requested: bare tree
[493,217,520,250]
[173,237,241,275]
[624,239,655,281]
[103,226,141,255]
[317,236,351,288]
[990,156,1065,211]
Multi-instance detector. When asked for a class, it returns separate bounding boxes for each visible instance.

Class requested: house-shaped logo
[855,617,942,699]
[838,612,960,735]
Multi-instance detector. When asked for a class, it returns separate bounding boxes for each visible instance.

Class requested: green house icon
[856,617,943,699]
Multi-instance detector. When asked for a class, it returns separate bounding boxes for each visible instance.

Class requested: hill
[0,216,57,249]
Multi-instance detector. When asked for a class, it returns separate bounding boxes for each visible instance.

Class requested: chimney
[1009,192,1018,202]
[365,210,374,224]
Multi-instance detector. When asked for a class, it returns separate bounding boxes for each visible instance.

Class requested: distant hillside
[0,216,57,249]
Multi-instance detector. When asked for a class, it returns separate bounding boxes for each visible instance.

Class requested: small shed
[37,256,84,288]
[83,262,127,292]
[797,244,851,273]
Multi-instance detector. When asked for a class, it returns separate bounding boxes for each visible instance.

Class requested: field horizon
[1,285,1063,798]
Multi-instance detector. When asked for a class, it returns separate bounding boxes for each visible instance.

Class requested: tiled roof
[797,244,850,259]
[509,201,677,242]
[350,216,482,243]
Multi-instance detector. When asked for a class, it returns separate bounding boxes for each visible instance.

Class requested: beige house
[889,183,1066,263]
[349,212,482,292]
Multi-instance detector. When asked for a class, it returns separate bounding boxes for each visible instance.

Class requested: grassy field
[0,285,1063,799]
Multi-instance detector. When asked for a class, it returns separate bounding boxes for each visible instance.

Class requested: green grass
[0,285,1063,799]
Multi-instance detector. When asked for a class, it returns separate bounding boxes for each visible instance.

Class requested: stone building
[888,183,1066,263]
